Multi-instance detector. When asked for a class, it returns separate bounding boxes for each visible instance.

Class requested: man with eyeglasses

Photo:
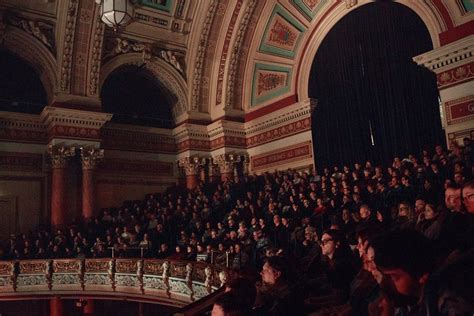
[462,181,474,214]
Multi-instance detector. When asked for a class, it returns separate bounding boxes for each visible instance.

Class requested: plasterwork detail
[216,0,244,105]
[47,144,76,169]
[437,61,474,89]
[60,0,79,92]
[251,141,312,170]
[5,15,55,53]
[225,0,257,109]
[88,12,105,96]
[80,146,104,170]
[191,0,218,111]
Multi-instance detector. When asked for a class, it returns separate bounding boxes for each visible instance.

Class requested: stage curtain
[309,2,445,168]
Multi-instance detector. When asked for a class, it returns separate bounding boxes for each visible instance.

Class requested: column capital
[80,147,104,170]
[48,144,76,169]
[212,153,241,174]
[178,156,205,176]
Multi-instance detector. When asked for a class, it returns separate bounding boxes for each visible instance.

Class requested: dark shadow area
[309,2,445,168]
[0,50,47,114]
[101,64,175,128]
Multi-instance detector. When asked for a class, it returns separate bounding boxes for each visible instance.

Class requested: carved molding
[59,0,79,92]
[80,146,104,170]
[5,14,55,54]
[345,0,358,9]
[88,12,105,96]
[413,35,474,72]
[212,153,241,174]
[47,144,76,169]
[178,156,205,176]
[103,37,185,77]
[191,0,218,111]
[225,0,257,109]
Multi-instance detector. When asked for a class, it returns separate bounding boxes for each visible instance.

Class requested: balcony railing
[0,258,228,308]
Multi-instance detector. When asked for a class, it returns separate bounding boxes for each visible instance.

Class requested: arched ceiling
[0,0,471,123]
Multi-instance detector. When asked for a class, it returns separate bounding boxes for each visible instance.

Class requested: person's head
[372,229,435,302]
[424,204,437,220]
[359,204,371,220]
[398,202,414,220]
[415,198,426,213]
[462,181,474,214]
[212,292,248,316]
[445,184,462,212]
[260,256,288,286]
[224,277,256,309]
[320,229,346,259]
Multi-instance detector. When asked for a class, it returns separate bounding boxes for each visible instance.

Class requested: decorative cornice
[40,106,113,130]
[413,35,474,72]
[245,98,315,136]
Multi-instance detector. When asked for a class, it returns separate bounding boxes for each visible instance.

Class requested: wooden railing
[0,258,228,308]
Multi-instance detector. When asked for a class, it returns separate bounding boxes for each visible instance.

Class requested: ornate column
[178,156,203,190]
[414,35,474,146]
[213,153,241,182]
[80,147,104,219]
[50,297,63,316]
[48,145,75,227]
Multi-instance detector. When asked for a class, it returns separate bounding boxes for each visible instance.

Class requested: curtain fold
[309,2,445,168]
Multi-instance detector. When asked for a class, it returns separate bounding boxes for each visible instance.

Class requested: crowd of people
[1,138,473,315]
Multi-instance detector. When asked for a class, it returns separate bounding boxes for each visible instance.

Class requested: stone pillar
[48,145,75,228]
[80,147,104,220]
[50,297,63,316]
[414,36,474,146]
[213,153,241,182]
[178,156,203,190]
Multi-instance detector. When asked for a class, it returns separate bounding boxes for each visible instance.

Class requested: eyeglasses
[319,238,334,246]
[463,193,474,201]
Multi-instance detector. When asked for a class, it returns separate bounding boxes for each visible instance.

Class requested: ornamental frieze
[437,61,474,89]
[0,152,43,171]
[115,259,138,274]
[143,260,164,275]
[52,260,81,273]
[246,117,311,148]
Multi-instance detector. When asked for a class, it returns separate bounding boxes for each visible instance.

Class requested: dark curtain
[309,2,445,169]
[101,65,175,128]
[0,50,47,114]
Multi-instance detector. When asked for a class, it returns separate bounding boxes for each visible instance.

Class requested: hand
[376,211,383,222]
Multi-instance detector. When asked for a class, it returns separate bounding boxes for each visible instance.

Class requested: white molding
[413,35,474,73]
